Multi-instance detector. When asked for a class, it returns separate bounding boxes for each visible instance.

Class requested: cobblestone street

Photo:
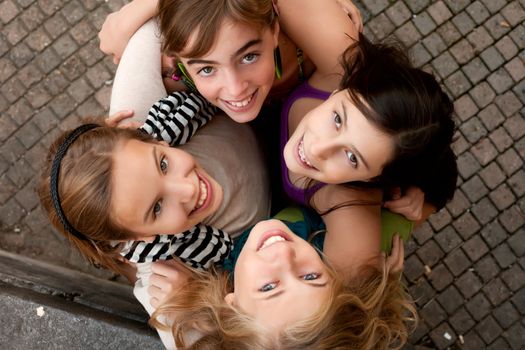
[1,0,524,349]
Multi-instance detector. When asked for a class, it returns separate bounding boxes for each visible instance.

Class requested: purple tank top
[280,82,331,206]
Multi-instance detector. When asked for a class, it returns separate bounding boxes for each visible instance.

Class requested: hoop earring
[176,62,197,91]
[274,46,282,80]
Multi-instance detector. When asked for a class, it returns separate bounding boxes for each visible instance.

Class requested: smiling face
[110,139,223,240]
[284,90,395,184]
[179,19,279,123]
[226,219,332,335]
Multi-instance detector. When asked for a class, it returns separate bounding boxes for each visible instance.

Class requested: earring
[176,62,197,91]
[274,46,282,80]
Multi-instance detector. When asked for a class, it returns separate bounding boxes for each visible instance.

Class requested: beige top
[180,115,271,237]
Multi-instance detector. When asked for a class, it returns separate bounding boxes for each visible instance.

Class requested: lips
[257,230,290,251]
[190,171,213,215]
[221,90,258,112]
[296,137,317,170]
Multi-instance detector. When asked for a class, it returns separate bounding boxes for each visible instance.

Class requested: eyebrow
[262,282,329,300]
[340,101,370,170]
[143,146,160,224]
[186,39,262,65]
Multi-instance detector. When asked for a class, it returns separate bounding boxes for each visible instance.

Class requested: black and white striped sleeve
[140,91,217,146]
[119,224,233,270]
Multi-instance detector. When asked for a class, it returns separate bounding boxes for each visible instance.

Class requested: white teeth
[195,179,207,210]
[260,235,286,250]
[226,93,253,107]
[298,140,313,167]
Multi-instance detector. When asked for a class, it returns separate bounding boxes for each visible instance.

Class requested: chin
[229,112,258,123]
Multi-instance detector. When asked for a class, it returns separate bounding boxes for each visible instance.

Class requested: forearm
[277,0,359,91]
[110,19,166,120]
[119,0,159,39]
[312,185,383,278]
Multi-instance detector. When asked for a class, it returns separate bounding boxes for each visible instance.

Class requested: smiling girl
[101,0,361,122]
[148,206,415,349]
[38,114,271,272]
[282,34,458,216]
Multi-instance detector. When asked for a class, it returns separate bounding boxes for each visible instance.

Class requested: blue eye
[197,66,214,76]
[333,112,342,129]
[302,273,320,281]
[259,282,278,292]
[160,156,168,173]
[153,200,162,218]
[242,53,259,64]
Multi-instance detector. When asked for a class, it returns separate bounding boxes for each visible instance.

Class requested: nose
[309,137,337,160]
[165,177,197,205]
[264,243,296,267]
[224,70,248,97]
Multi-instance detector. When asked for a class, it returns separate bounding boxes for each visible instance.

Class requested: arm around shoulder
[99,0,159,62]
[312,185,383,279]
[276,0,360,91]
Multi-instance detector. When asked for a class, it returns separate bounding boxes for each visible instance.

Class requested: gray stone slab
[0,249,146,323]
[0,283,163,350]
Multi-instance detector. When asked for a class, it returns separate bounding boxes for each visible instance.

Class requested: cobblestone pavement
[1,0,524,349]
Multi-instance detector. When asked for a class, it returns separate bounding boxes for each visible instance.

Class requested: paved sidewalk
[0,0,524,349]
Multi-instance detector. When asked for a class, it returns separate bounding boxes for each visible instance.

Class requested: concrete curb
[0,249,163,348]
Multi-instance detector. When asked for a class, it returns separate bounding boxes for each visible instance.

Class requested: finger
[147,284,164,299]
[128,121,144,129]
[148,273,163,287]
[151,260,181,277]
[388,235,404,272]
[152,273,180,292]
[384,205,420,221]
[384,197,411,209]
[390,187,402,200]
[395,236,405,271]
[148,285,171,307]
[107,109,134,125]
[150,297,159,309]
[388,235,400,262]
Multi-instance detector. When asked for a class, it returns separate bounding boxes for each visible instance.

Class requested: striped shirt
[119,224,232,269]
[141,91,215,146]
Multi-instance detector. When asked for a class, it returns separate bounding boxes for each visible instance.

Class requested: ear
[330,89,339,97]
[224,292,235,306]
[272,21,280,48]
[158,140,169,147]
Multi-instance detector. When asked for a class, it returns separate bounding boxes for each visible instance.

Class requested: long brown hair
[152,262,416,349]
[37,121,157,273]
[158,0,277,57]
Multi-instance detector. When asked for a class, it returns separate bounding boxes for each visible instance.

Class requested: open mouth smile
[190,171,212,215]
[296,137,317,170]
[257,230,291,251]
[222,90,257,111]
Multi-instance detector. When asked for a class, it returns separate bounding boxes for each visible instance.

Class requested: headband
[50,124,100,241]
